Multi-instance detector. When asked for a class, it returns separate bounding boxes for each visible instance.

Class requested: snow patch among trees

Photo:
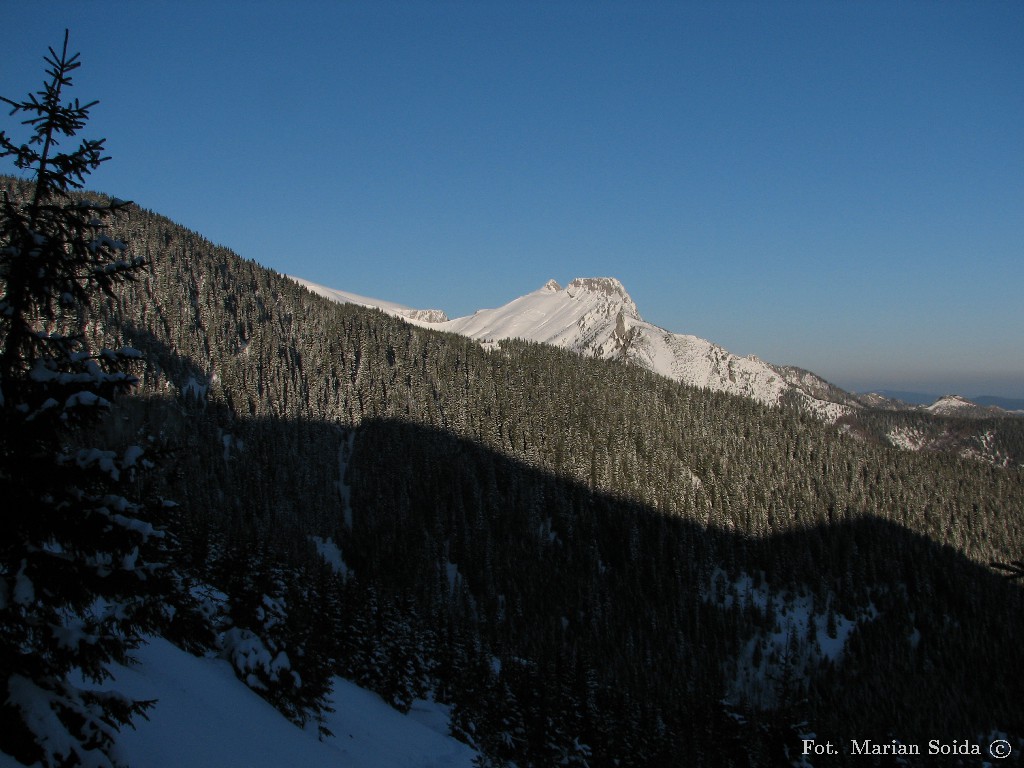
[0,636,478,768]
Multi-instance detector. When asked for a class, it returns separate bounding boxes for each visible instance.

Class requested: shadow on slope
[126,380,1022,762]
[343,417,1023,747]
[82,194,1022,763]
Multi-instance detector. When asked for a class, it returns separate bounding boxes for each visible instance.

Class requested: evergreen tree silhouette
[0,31,170,767]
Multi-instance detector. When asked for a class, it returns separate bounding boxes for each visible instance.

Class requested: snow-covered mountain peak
[928,395,974,411]
[289,273,861,420]
[925,394,1001,418]
[422,276,643,346]
[565,276,628,299]
[563,277,642,322]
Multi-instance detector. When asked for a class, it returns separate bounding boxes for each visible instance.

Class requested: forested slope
[14,181,1023,765]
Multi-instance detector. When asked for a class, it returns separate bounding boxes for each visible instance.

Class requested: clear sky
[3,1,1022,398]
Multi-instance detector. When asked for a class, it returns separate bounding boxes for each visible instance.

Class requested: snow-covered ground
[925,394,998,418]
[886,425,929,452]
[1,636,478,768]
[704,570,870,710]
[290,277,450,324]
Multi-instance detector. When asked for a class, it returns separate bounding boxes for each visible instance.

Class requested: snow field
[1,636,478,768]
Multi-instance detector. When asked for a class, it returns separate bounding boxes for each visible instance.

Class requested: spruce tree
[0,32,169,766]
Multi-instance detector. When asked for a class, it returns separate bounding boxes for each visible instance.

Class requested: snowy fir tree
[0,32,171,766]
[213,541,337,737]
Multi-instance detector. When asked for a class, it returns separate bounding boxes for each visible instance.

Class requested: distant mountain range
[291,275,1020,421]
[866,389,1024,412]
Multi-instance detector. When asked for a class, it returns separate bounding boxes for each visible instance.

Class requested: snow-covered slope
[0,636,478,768]
[441,277,638,350]
[293,275,859,419]
[460,278,861,418]
[925,394,1001,418]
[290,276,449,324]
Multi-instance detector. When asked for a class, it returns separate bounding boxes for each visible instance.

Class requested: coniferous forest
[2,36,1023,768]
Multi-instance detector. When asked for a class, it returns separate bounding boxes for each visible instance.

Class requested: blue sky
[3,2,1022,398]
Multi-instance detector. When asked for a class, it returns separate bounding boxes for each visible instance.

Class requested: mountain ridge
[3,166,1023,768]
[291,274,866,420]
[56,193,1024,758]
[291,274,1023,424]
[866,389,1024,413]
